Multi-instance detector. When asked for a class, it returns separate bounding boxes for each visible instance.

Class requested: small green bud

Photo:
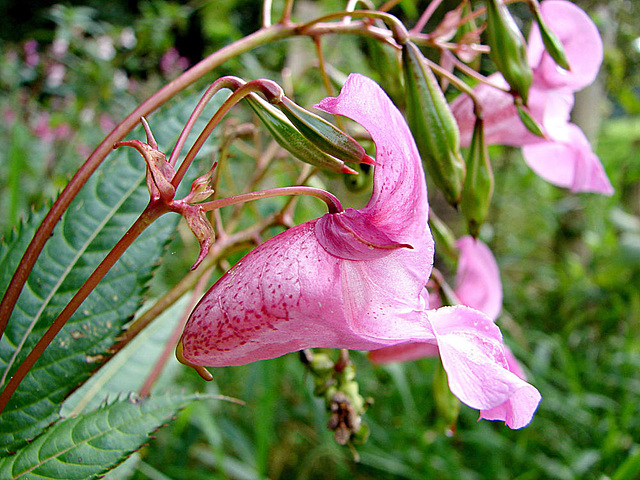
[351,422,370,445]
[245,93,358,174]
[460,117,494,237]
[515,102,546,138]
[429,210,459,262]
[531,2,571,71]
[485,0,533,104]
[276,96,375,166]
[402,41,466,206]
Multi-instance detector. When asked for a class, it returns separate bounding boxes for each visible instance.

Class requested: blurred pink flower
[451,0,613,195]
[160,48,189,78]
[99,113,117,134]
[33,113,55,142]
[180,74,540,428]
[454,236,502,320]
[23,39,39,67]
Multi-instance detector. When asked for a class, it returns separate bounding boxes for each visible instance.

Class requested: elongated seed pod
[485,0,533,104]
[246,93,357,174]
[403,41,465,206]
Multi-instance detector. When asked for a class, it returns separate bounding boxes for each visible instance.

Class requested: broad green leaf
[60,295,190,416]
[0,393,207,480]
[0,89,225,454]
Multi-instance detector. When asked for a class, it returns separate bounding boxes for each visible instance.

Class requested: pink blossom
[451,0,612,195]
[179,74,540,428]
[370,236,538,428]
[160,48,189,78]
[23,39,39,67]
[425,236,503,319]
[454,236,502,320]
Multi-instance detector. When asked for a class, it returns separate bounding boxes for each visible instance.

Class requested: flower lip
[315,208,414,261]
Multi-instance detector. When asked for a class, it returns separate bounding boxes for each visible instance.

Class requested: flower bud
[460,117,494,237]
[515,102,546,138]
[429,210,459,262]
[402,41,465,206]
[531,2,571,71]
[245,93,357,174]
[485,0,533,103]
[276,96,375,166]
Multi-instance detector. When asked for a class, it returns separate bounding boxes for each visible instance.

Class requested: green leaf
[0,393,207,480]
[60,295,190,416]
[0,89,225,454]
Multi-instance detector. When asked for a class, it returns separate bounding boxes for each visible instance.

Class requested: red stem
[198,186,344,215]
[0,205,164,414]
[0,24,292,340]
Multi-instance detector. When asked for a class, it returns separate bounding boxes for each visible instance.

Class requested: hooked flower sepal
[114,119,216,270]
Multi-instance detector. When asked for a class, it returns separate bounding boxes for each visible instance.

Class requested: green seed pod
[485,0,533,104]
[276,96,375,166]
[402,41,466,206]
[460,117,494,238]
[245,93,357,174]
[531,2,571,71]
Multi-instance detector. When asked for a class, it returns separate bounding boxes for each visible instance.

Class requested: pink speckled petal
[315,207,413,261]
[455,236,503,320]
[528,0,603,91]
[522,124,614,195]
[181,74,435,366]
[368,341,439,364]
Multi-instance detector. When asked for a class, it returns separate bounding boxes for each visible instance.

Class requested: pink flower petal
[428,307,540,427]
[316,74,429,246]
[455,236,503,320]
[181,74,434,366]
[369,306,541,429]
[369,342,439,364]
[315,207,413,261]
[522,123,614,195]
[181,221,430,366]
[528,0,603,91]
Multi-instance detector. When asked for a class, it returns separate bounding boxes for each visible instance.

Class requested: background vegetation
[1,1,639,478]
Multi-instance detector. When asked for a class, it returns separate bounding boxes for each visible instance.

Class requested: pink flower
[370,236,539,429]
[451,0,613,195]
[179,74,540,428]
[454,236,502,320]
